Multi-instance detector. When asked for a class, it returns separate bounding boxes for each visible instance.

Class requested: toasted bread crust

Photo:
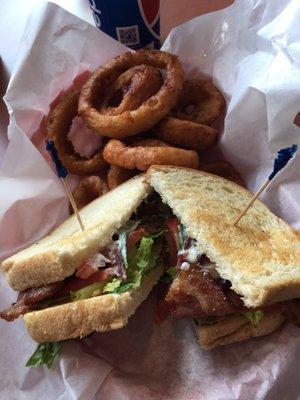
[2,175,150,291]
[147,166,300,308]
[195,311,286,349]
[24,264,163,342]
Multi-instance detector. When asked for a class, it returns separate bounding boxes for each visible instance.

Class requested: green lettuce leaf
[134,236,162,286]
[103,279,134,294]
[243,310,264,326]
[26,342,62,369]
[139,234,162,268]
[104,233,162,293]
[70,282,107,301]
[136,236,155,272]
[195,311,265,328]
[103,278,122,293]
[117,219,142,269]
[115,282,135,293]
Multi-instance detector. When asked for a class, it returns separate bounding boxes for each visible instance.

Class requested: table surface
[0,0,233,156]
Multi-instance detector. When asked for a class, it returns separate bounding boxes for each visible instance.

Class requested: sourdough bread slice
[2,175,150,291]
[147,166,300,308]
[195,312,285,349]
[24,264,163,342]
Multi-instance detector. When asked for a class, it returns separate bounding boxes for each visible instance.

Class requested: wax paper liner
[0,1,300,399]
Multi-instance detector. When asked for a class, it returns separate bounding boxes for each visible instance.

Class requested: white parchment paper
[0,1,299,399]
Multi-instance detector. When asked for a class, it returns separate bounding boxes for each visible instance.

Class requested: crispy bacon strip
[166,265,243,318]
[0,281,63,322]
[0,302,31,322]
[18,281,63,304]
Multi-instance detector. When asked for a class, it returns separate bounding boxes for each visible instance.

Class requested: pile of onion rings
[45,50,236,210]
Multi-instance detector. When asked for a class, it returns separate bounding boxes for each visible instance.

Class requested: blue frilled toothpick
[233,144,298,226]
[46,140,85,232]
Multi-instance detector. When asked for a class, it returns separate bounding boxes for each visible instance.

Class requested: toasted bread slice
[195,312,285,349]
[24,264,163,342]
[147,166,300,308]
[2,175,150,291]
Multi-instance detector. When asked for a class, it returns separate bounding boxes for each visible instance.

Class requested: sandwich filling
[1,196,299,369]
[0,194,170,322]
[162,218,300,328]
[1,200,299,327]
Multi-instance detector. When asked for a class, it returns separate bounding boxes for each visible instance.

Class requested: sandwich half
[1,166,299,355]
[0,175,167,342]
[147,165,300,349]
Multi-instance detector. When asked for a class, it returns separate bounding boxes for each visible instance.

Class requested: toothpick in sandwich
[46,140,85,232]
[233,144,297,226]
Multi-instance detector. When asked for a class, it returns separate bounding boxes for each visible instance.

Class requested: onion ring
[132,138,172,147]
[154,117,218,151]
[72,175,109,210]
[107,165,138,189]
[174,80,226,125]
[153,79,224,152]
[47,91,107,175]
[101,65,162,115]
[103,139,199,171]
[78,50,184,138]
[200,161,245,187]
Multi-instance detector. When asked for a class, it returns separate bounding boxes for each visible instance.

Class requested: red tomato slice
[76,262,98,279]
[164,217,180,267]
[56,270,110,297]
[127,228,147,251]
